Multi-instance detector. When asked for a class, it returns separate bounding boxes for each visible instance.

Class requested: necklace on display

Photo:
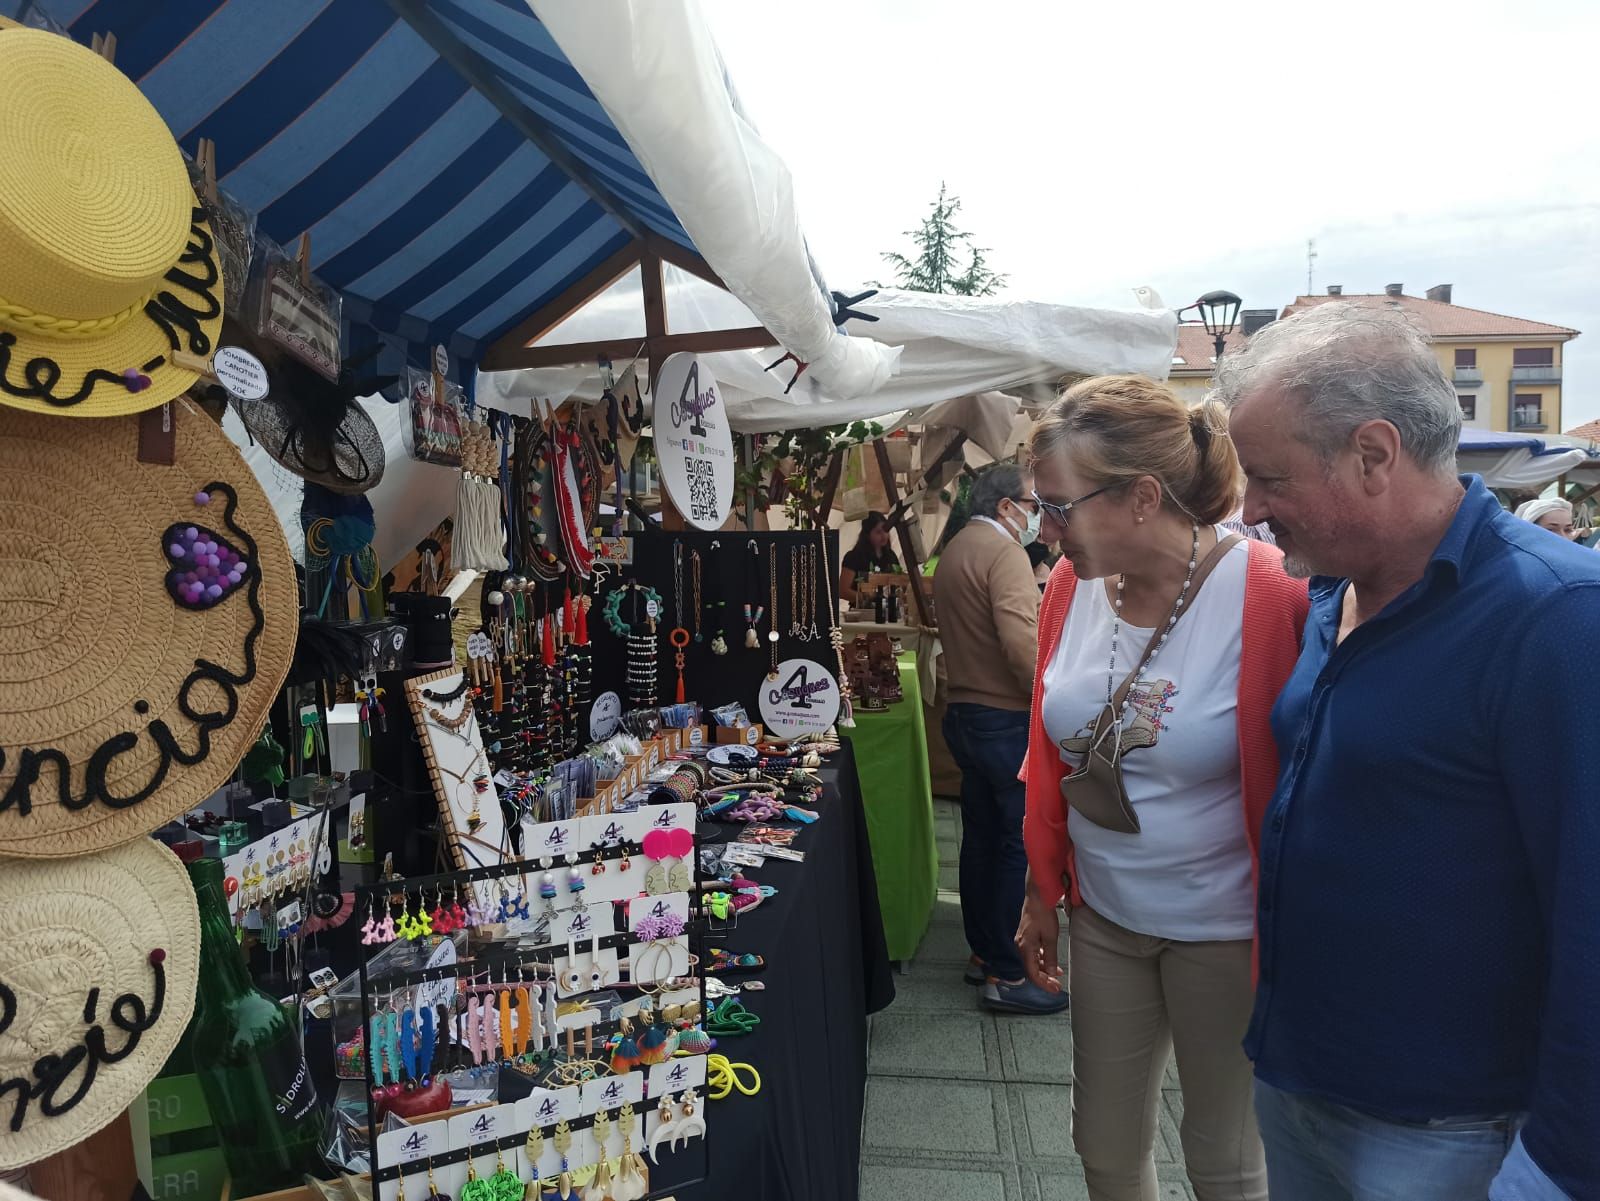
[768,546,781,679]
[426,698,476,738]
[804,545,820,641]
[743,540,765,650]
[793,543,806,639]
[691,549,704,644]
[1107,523,1200,721]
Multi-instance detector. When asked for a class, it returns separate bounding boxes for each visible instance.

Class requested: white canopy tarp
[528,0,899,402]
[1456,427,1591,489]
[476,282,1178,433]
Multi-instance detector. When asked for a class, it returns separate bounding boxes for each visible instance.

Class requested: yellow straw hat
[0,837,200,1170]
[0,29,224,419]
[0,398,297,858]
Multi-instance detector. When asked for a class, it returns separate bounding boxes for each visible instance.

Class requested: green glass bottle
[186,857,326,1194]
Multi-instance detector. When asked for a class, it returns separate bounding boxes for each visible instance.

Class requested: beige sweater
[933,521,1040,711]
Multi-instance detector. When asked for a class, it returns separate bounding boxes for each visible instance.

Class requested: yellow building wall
[1432,340,1564,432]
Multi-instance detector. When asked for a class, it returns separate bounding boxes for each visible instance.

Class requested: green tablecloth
[842,653,938,960]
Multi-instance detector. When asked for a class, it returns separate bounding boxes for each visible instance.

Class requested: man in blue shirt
[1216,302,1600,1201]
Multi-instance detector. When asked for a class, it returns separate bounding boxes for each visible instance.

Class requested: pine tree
[878,183,1006,296]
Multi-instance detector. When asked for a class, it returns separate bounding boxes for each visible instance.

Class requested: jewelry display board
[585,528,844,724]
[405,668,511,876]
[353,855,710,1201]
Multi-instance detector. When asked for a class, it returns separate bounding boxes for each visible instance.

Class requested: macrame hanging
[453,418,509,572]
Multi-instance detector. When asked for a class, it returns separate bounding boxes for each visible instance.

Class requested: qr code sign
[687,456,718,523]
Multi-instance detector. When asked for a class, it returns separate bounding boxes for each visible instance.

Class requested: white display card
[375,1119,448,1201]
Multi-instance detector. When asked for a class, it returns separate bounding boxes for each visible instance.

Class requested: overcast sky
[701,0,1600,430]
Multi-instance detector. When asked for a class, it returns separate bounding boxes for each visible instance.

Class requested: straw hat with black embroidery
[0,838,201,1170]
[0,397,297,858]
[0,29,224,419]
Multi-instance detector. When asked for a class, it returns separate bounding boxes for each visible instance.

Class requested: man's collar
[1305,475,1493,601]
[1425,474,1497,582]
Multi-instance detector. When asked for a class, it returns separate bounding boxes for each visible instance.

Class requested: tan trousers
[1068,903,1266,1201]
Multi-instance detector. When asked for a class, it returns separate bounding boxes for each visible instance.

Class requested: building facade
[1167,286,1577,435]
[1281,285,1577,433]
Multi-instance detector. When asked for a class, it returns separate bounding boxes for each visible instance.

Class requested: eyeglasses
[1031,485,1113,525]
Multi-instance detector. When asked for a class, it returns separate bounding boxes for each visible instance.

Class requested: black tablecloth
[653,741,895,1200]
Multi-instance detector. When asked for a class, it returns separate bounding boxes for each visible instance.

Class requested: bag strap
[1107,533,1241,712]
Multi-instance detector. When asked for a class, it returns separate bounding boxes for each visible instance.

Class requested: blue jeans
[942,703,1031,981]
[1255,1078,1519,1201]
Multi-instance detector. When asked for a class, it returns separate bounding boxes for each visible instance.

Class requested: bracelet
[705,997,761,1037]
[706,1052,761,1099]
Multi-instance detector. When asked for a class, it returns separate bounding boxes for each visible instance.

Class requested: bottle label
[264,1052,318,1125]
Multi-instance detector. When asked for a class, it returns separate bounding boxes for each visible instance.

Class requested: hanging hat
[0,31,226,419]
[613,363,645,471]
[0,837,200,1169]
[0,399,296,858]
[237,351,392,495]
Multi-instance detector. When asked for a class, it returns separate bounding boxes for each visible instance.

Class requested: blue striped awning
[10,0,696,383]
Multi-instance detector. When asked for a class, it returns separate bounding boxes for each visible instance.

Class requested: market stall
[0,8,905,1201]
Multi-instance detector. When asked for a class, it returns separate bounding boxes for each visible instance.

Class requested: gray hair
[970,462,1029,518]
[1212,302,1461,472]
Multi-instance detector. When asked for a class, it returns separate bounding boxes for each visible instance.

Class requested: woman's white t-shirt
[1040,537,1255,941]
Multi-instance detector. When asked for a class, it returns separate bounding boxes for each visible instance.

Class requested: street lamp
[1180,290,1243,360]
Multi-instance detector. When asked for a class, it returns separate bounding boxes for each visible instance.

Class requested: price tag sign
[589,691,622,740]
[653,353,734,531]
[465,632,492,659]
[433,343,449,377]
[760,658,841,737]
[212,346,269,401]
[415,937,458,1010]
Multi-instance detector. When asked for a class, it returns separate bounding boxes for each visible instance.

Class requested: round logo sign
[759,658,841,737]
[653,353,735,532]
[212,346,269,401]
[590,691,623,741]
[433,343,450,377]
[466,631,493,659]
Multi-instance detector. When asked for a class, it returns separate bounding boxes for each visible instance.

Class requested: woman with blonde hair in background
[1015,375,1308,1201]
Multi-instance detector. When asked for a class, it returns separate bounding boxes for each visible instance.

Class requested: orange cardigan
[1022,540,1309,913]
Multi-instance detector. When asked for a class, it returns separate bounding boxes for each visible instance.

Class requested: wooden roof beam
[480,240,643,370]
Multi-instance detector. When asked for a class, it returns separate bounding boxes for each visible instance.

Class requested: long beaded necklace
[691,548,704,644]
[803,545,820,641]
[788,546,802,638]
[768,546,781,679]
[669,542,691,703]
[1107,523,1200,723]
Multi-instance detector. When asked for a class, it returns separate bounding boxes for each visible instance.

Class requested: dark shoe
[963,956,986,986]
[982,976,1070,1015]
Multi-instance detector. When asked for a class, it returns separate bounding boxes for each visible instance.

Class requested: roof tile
[1280,293,1579,339]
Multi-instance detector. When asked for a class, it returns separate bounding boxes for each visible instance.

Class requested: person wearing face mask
[931,463,1066,1014]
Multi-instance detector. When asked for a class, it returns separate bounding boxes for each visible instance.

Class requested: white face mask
[1005,503,1042,548]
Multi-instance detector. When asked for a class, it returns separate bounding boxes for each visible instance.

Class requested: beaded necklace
[1106,523,1200,721]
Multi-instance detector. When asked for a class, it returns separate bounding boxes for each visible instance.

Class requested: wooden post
[742,433,759,530]
[874,438,933,627]
[816,447,846,524]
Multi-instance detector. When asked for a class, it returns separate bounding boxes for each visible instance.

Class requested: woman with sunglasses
[1016,375,1307,1201]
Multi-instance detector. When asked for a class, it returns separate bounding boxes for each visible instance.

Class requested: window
[1514,394,1544,428]
[1513,347,1554,367]
[1454,348,1477,368]
[1171,356,1186,366]
[1458,394,1477,420]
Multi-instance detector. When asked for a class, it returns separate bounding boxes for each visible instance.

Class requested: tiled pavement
[860,798,1195,1201]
